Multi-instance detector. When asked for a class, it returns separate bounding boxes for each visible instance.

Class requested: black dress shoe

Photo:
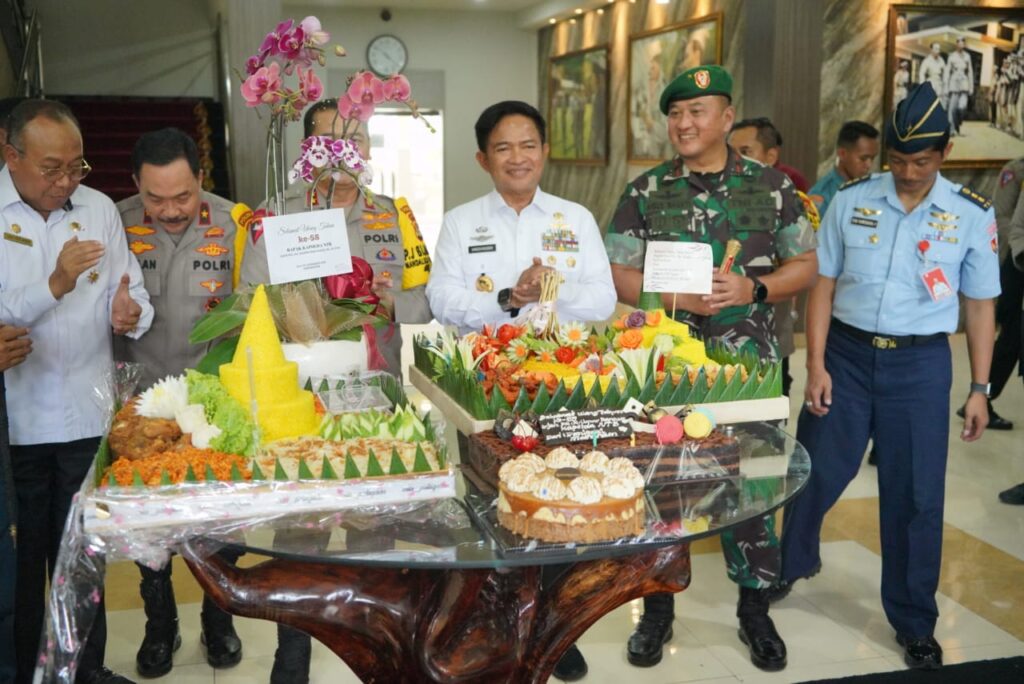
[626,614,673,667]
[764,561,821,603]
[553,643,588,681]
[200,597,242,669]
[896,633,942,670]
[988,406,1013,430]
[77,667,137,684]
[999,482,1024,505]
[957,402,1013,430]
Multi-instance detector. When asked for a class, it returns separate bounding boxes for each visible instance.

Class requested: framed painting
[628,14,722,164]
[886,5,1024,169]
[548,45,609,164]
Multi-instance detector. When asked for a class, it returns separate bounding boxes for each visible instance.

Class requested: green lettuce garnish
[185,370,256,456]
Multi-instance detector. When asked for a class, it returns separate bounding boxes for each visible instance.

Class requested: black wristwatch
[497,288,519,316]
[750,276,768,304]
[969,382,991,398]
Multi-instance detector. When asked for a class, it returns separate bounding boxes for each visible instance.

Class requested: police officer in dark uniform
[606,65,818,673]
[771,83,999,670]
[115,128,248,677]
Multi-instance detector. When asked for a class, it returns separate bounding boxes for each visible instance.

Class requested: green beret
[659,65,733,114]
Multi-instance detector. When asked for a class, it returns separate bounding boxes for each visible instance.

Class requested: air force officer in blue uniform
[772,82,999,671]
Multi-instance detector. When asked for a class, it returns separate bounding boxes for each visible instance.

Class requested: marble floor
[99,334,1024,683]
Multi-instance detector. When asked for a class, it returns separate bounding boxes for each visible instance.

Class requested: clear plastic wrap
[36,369,457,682]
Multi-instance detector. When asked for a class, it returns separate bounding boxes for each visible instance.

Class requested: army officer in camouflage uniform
[240,99,433,377]
[115,128,246,677]
[605,65,818,672]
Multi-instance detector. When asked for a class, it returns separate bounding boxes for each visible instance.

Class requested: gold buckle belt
[871,336,899,350]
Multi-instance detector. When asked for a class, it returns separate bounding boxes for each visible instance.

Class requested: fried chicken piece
[108,399,186,461]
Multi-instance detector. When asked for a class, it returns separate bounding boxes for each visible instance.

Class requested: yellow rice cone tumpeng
[219,284,319,442]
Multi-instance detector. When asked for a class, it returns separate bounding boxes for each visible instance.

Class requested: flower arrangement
[241,17,332,121]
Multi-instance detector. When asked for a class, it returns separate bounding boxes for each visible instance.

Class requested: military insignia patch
[196,243,229,257]
[541,227,579,252]
[694,69,711,89]
[376,248,397,261]
[129,239,155,255]
[991,236,999,253]
[476,274,494,292]
[853,207,882,216]
[1000,169,1016,187]
[199,279,224,293]
[199,202,212,225]
[204,296,222,313]
[204,227,226,238]
[70,222,83,233]
[957,186,991,210]
[126,225,156,236]
[839,175,871,191]
[4,232,31,246]
[87,270,99,284]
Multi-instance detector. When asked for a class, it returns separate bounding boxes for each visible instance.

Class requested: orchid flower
[241,62,282,106]
[347,71,387,105]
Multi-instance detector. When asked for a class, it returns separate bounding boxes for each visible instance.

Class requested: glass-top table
[209,421,809,568]
[179,421,809,683]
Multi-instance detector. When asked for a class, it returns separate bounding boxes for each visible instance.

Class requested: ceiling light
[597,8,604,14]
[569,18,577,24]
[575,8,583,14]
[549,17,556,24]
[655,0,670,4]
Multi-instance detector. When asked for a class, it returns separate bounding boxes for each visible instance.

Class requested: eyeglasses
[8,145,92,183]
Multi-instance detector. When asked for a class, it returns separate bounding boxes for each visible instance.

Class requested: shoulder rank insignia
[956,186,991,210]
[839,175,871,191]
[199,202,212,225]
[126,225,156,236]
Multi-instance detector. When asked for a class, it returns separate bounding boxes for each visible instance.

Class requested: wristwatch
[969,382,991,398]
[497,288,519,316]
[750,276,768,304]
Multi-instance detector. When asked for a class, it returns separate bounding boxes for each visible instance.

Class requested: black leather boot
[627,593,674,667]
[200,595,242,668]
[737,587,787,671]
[270,625,312,684]
[135,563,180,678]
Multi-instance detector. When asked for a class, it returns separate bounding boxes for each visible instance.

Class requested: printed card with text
[261,209,353,285]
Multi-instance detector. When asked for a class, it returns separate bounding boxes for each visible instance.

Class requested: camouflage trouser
[720,477,782,589]
[720,513,780,589]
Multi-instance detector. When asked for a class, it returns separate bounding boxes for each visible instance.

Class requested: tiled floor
[100,334,1024,682]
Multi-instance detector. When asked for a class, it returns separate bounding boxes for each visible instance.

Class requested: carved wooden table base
[184,543,691,684]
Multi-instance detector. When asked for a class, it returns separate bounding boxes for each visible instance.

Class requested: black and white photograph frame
[886,5,1024,169]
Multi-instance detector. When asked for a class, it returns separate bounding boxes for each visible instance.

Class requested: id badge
[921,266,954,302]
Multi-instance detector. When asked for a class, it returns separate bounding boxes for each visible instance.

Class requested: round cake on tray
[496,447,645,543]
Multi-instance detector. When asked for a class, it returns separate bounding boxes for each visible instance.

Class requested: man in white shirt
[0,99,152,684]
[427,100,615,682]
[427,100,615,334]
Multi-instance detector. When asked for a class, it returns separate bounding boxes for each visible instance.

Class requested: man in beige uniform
[240,99,433,377]
[115,128,247,677]
[239,100,433,684]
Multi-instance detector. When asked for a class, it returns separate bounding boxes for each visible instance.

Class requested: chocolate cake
[467,428,740,491]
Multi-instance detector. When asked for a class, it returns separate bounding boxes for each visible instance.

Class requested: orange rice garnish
[102,446,252,487]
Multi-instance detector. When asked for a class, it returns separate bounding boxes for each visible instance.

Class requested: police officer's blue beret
[885,81,949,154]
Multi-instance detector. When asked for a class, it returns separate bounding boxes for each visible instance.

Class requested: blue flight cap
[885,81,949,154]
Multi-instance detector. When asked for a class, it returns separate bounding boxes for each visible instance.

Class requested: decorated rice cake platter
[411,309,788,435]
[84,285,454,534]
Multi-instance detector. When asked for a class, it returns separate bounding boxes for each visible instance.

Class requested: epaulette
[957,186,992,210]
[838,174,871,191]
